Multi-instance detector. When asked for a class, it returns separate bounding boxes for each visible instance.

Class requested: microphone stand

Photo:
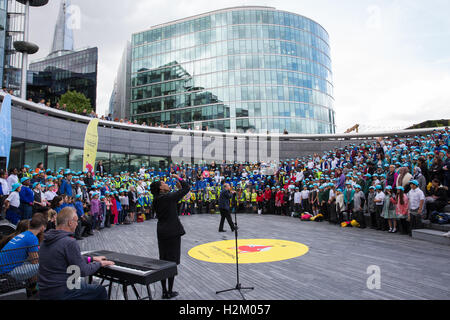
[216,190,254,300]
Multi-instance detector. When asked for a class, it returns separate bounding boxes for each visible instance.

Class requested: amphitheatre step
[0,289,28,301]
[412,229,450,246]
[422,219,450,232]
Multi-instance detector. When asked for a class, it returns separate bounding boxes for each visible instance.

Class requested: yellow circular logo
[188,239,309,264]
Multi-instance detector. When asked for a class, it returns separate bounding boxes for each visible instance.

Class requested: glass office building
[130,6,335,134]
[24,0,98,110]
[27,47,98,110]
[9,140,170,173]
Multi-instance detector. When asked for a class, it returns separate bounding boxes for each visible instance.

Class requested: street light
[14,0,49,99]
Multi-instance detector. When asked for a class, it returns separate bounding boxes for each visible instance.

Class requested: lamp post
[13,0,49,100]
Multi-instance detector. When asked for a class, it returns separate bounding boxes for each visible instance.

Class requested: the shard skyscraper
[27,0,98,110]
[48,0,74,58]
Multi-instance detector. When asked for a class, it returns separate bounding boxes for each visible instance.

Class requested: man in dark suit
[96,161,104,177]
[218,183,236,232]
[127,185,137,223]
[150,174,190,299]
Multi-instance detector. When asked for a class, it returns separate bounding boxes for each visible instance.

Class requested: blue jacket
[74,201,84,218]
[116,200,122,212]
[19,186,34,204]
[59,179,72,197]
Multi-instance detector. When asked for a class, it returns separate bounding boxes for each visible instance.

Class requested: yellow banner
[83,119,99,173]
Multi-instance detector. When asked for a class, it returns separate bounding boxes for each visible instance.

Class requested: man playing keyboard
[38,207,115,300]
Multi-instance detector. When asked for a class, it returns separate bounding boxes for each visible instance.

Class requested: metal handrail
[0,245,39,271]
[2,92,446,140]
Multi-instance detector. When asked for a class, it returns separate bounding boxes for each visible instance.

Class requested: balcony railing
[1,92,445,141]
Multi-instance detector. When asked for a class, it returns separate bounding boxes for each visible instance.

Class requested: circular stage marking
[188,239,309,264]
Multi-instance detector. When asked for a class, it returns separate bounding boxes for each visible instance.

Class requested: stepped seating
[412,229,450,246]
[411,202,450,245]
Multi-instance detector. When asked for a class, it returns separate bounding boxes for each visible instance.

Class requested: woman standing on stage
[150,174,190,299]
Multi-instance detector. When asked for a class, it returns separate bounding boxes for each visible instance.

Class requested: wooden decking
[79,213,450,300]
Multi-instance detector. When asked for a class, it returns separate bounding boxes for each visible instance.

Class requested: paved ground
[79,213,450,300]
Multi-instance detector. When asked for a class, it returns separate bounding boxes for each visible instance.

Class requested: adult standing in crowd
[6,168,18,192]
[407,180,425,236]
[96,161,105,177]
[150,174,190,299]
[127,185,137,223]
[412,167,427,194]
[218,183,236,232]
[0,170,9,219]
[396,167,412,193]
[59,170,73,198]
[19,177,34,220]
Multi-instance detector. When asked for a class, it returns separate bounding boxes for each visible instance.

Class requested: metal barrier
[0,223,16,241]
[0,91,446,141]
[0,245,39,296]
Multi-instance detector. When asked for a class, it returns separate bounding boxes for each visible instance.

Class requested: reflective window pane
[24,143,47,169]
[69,149,84,173]
[47,146,69,172]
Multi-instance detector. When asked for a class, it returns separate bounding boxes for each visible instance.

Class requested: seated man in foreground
[38,207,114,300]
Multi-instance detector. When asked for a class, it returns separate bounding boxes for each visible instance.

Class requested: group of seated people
[0,209,114,300]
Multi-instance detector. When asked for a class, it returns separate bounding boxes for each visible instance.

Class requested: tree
[58,90,92,114]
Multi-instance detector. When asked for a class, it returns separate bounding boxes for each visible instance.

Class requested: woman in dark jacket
[418,157,430,183]
[150,174,190,299]
[429,158,444,184]
[96,161,105,177]
[84,171,94,189]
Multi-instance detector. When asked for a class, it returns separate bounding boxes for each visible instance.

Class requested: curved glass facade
[130,7,335,134]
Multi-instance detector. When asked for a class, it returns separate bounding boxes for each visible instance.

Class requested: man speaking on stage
[218,183,236,233]
[150,173,190,299]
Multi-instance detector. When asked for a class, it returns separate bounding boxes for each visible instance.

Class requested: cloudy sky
[29,0,450,133]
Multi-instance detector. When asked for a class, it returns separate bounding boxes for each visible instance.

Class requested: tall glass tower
[27,0,98,110]
[129,6,335,134]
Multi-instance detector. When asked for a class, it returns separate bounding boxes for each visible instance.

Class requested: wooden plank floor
[79,213,450,300]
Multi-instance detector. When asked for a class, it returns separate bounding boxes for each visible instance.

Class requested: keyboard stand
[89,275,152,300]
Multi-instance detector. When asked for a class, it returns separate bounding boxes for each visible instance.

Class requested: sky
[28,0,450,133]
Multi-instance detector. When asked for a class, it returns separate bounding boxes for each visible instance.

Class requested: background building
[109,41,131,120]
[26,0,98,110]
[27,47,98,109]
[6,94,439,173]
[124,6,335,134]
[0,0,7,88]
[2,0,25,95]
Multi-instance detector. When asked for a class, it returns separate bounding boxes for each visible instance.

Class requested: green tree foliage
[58,90,92,114]
[408,119,449,129]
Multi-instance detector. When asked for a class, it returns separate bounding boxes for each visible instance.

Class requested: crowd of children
[0,128,449,239]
